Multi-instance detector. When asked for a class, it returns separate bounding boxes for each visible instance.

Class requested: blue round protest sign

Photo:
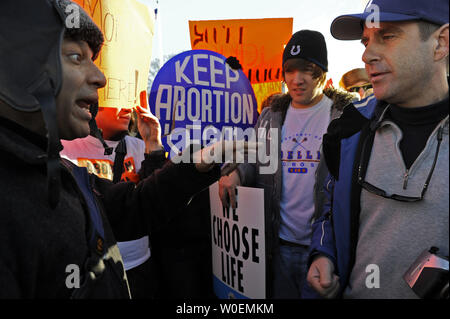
[149,50,258,157]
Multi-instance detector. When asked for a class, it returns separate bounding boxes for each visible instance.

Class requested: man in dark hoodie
[219,30,354,298]
[0,0,248,298]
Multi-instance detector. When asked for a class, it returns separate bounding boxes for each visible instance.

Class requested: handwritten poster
[189,18,290,113]
[189,18,292,85]
[73,0,154,109]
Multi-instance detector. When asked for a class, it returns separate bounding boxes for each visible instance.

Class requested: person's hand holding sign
[217,131,263,209]
[218,171,241,209]
[135,90,163,154]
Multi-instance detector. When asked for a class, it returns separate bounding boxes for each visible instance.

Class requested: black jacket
[0,116,220,298]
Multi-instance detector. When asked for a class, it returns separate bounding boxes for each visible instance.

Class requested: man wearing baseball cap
[219,30,354,298]
[307,0,449,298]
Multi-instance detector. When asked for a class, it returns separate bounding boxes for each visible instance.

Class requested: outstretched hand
[194,140,260,173]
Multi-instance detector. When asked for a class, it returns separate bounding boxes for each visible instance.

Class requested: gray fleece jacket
[343,114,449,299]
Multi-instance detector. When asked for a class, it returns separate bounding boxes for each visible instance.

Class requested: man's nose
[88,63,107,89]
[362,40,381,65]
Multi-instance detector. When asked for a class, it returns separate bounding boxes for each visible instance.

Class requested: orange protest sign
[189,18,293,85]
[73,0,154,109]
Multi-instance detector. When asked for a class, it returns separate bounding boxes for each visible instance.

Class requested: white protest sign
[209,182,265,299]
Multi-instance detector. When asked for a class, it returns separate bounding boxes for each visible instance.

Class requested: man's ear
[433,23,449,62]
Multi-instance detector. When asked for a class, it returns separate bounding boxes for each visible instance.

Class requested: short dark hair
[417,20,440,41]
[283,58,327,87]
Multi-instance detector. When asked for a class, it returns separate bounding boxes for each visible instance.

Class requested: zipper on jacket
[320,220,326,246]
[319,211,332,246]
[403,169,409,190]
[396,116,448,191]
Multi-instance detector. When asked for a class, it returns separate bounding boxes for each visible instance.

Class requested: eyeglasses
[357,125,444,202]
[349,84,372,93]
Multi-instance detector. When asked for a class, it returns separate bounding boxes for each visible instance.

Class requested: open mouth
[76,97,97,120]
[77,96,98,108]
[76,99,92,110]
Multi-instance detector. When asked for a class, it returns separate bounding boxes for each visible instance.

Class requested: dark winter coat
[0,116,219,298]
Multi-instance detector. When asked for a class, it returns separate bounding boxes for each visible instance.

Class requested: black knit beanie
[55,0,104,60]
[282,30,328,72]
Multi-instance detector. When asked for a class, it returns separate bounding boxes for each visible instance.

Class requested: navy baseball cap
[331,0,449,40]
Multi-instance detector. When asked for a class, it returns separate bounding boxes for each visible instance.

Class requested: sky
[139,0,369,85]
